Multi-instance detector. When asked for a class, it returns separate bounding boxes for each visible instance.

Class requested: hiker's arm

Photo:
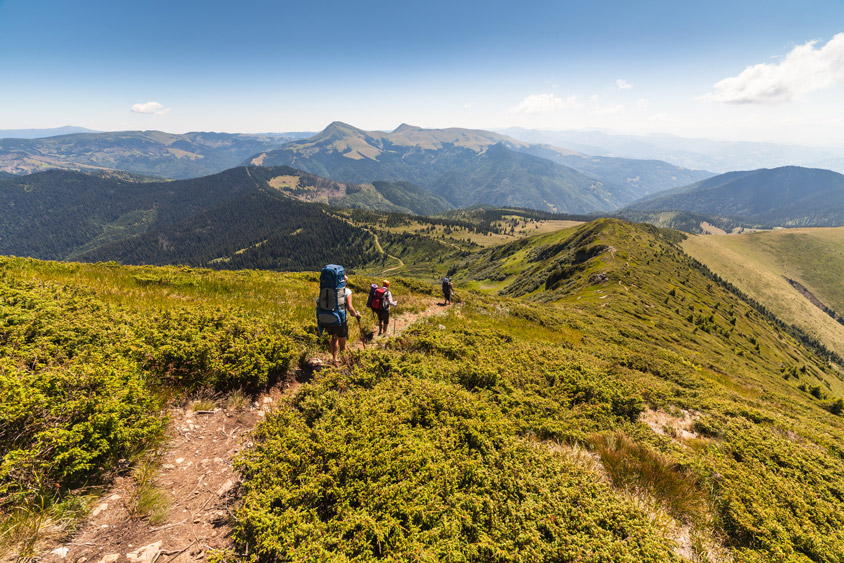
[388,290,397,307]
[346,294,361,318]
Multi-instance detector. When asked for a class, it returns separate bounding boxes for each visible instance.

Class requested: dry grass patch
[590,431,707,524]
[532,436,730,562]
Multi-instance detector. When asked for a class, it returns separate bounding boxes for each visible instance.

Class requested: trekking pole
[357,316,366,350]
[393,304,398,336]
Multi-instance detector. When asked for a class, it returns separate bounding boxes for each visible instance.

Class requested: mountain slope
[520,146,713,197]
[248,122,706,212]
[79,185,381,271]
[623,166,844,227]
[0,166,392,270]
[432,143,628,212]
[0,130,289,179]
[0,168,269,260]
[249,166,452,214]
[683,227,844,357]
[9,218,844,560]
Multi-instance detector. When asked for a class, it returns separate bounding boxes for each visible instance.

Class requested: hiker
[442,276,454,305]
[371,279,398,335]
[316,266,361,364]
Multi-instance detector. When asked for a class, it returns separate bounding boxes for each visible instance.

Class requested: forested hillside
[519,146,713,197]
[0,167,456,268]
[6,219,844,561]
[0,168,272,261]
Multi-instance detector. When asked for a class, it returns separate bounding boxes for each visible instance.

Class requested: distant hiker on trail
[368,279,397,335]
[316,265,361,365]
[442,277,454,305]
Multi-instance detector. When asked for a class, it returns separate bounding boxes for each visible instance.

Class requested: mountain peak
[393,123,422,133]
[323,121,364,134]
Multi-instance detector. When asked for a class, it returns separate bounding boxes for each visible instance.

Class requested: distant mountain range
[246,122,711,213]
[0,131,293,179]
[0,125,712,213]
[621,166,844,228]
[502,127,844,175]
[0,126,101,139]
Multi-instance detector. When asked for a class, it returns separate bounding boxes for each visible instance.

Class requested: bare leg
[330,336,338,364]
[337,337,347,362]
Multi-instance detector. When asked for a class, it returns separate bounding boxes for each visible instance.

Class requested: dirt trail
[362,229,404,274]
[36,298,456,563]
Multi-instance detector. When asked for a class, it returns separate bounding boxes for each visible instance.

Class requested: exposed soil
[35,298,451,563]
[785,276,844,324]
[38,392,285,563]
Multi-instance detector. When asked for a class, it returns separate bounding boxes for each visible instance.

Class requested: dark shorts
[324,322,349,339]
[443,289,452,299]
[377,308,390,323]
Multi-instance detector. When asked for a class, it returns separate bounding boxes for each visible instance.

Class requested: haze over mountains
[0,126,101,139]
[623,166,844,228]
[503,128,844,175]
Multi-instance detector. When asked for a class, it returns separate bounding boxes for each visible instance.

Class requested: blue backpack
[316,264,346,335]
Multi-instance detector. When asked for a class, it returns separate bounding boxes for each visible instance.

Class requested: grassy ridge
[6,219,844,561]
[226,220,844,561]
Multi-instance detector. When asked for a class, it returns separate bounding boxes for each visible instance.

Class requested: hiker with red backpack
[367,279,398,335]
[316,265,361,364]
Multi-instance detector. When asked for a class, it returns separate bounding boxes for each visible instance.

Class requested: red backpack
[370,287,388,311]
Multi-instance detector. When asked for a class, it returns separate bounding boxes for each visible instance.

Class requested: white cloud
[701,33,844,104]
[616,79,633,90]
[463,102,472,109]
[509,93,582,114]
[131,101,171,115]
[636,98,649,109]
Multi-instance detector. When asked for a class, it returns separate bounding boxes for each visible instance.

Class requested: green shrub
[136,308,295,391]
[0,358,165,496]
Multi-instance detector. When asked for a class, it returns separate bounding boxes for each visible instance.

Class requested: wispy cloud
[616,79,633,90]
[701,33,844,104]
[509,93,582,114]
[596,104,624,116]
[131,101,171,115]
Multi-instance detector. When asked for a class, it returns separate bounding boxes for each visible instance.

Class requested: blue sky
[1,0,843,146]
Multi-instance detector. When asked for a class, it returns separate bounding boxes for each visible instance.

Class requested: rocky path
[39,393,283,563]
[36,298,455,563]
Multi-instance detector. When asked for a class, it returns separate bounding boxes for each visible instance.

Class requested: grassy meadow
[682,228,844,358]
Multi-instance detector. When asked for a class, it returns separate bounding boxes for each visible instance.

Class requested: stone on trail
[126,541,162,563]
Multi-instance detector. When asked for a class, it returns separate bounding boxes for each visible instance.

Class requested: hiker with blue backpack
[316,265,361,365]
[367,279,398,335]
